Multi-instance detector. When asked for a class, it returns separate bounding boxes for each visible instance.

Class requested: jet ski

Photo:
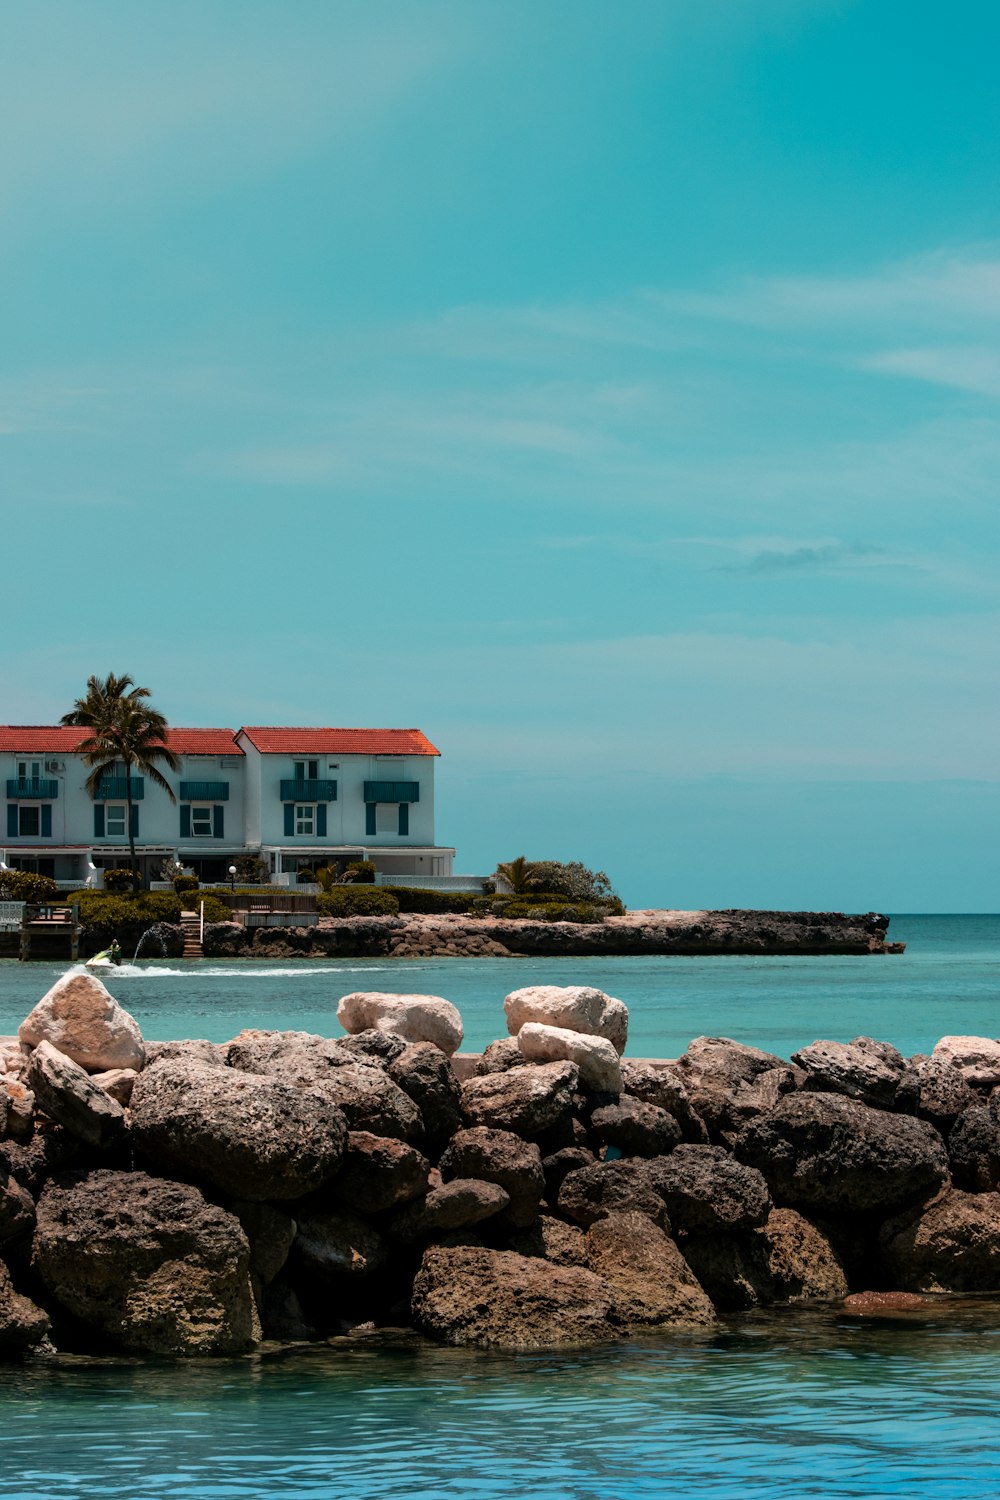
[85,947,122,971]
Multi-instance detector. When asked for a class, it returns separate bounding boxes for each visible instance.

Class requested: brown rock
[682,1234,767,1311]
[647,1144,771,1233]
[19,971,145,1072]
[895,1054,978,1129]
[390,1179,510,1242]
[843,1290,930,1315]
[792,1037,903,1109]
[293,1209,388,1279]
[0,1260,49,1352]
[589,1096,682,1157]
[460,1061,579,1139]
[230,1201,297,1287]
[476,1039,529,1075]
[387,1042,463,1151]
[618,1060,708,1143]
[947,1103,1000,1191]
[90,1068,139,1106]
[557,1159,669,1229]
[881,1189,1000,1292]
[438,1128,544,1228]
[411,1244,620,1348]
[759,1207,848,1302]
[27,1041,128,1149]
[585,1211,715,1328]
[33,1169,257,1355]
[331,1132,429,1213]
[507,1216,589,1267]
[0,1173,35,1246]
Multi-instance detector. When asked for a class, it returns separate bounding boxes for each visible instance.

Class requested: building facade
[0,725,454,887]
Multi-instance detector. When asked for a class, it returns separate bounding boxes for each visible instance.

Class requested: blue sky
[3,1,998,911]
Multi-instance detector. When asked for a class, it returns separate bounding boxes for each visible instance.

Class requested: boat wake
[69,963,415,979]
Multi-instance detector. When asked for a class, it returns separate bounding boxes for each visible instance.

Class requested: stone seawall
[0,967,993,1361]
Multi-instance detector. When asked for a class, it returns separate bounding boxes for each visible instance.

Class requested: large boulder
[411,1244,621,1347]
[517,1023,622,1093]
[390,1179,511,1242]
[460,1061,579,1139]
[27,1041,127,1149]
[33,1169,257,1355]
[734,1092,949,1213]
[438,1128,545,1228]
[619,1061,708,1143]
[894,1054,979,1129]
[476,1039,529,1074]
[0,1260,49,1352]
[759,1207,848,1303]
[331,1132,429,1214]
[947,1103,1000,1192]
[585,1212,715,1328]
[881,1190,1000,1292]
[504,985,628,1054]
[589,1096,682,1157]
[675,1037,798,1139]
[931,1037,1000,1087]
[648,1144,771,1233]
[19,971,144,1072]
[293,1209,388,1280]
[791,1037,904,1109]
[337,993,463,1056]
[0,1173,35,1247]
[130,1058,347,1201]
[387,1043,463,1151]
[557,1159,669,1229]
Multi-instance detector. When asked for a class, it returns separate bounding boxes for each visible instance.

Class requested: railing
[377,873,488,891]
[364,780,420,803]
[94,777,144,800]
[180,781,229,801]
[6,778,58,798]
[200,890,319,913]
[279,779,337,801]
[0,902,25,931]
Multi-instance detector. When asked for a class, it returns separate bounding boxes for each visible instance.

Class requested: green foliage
[501,899,604,923]
[518,860,624,910]
[0,869,58,902]
[71,890,184,932]
[103,869,140,892]
[197,895,233,923]
[234,853,271,884]
[389,887,477,914]
[173,875,199,895]
[344,861,376,884]
[316,887,400,917]
[494,855,535,894]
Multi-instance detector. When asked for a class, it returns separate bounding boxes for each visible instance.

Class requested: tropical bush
[316,887,399,917]
[389,887,477,914]
[103,869,140,893]
[173,875,199,895]
[491,858,624,913]
[343,861,377,884]
[234,854,271,884]
[0,870,58,902]
[71,891,184,930]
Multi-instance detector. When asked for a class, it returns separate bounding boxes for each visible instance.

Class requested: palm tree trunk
[126,762,138,893]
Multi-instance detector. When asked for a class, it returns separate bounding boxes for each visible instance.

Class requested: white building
[0,724,454,887]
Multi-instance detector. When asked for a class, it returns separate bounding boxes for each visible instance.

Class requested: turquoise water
[1,914,999,1497]
[0,914,996,1058]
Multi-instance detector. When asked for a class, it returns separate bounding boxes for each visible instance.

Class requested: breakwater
[0,965,995,1359]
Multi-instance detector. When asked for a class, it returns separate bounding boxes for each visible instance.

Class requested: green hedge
[70,890,234,929]
[0,870,58,902]
[173,875,199,895]
[316,887,400,917]
[388,887,477,914]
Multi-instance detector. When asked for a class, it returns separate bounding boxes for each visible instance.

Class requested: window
[106,804,127,837]
[191,805,213,837]
[294,760,319,781]
[17,761,40,780]
[18,806,40,836]
[295,805,315,836]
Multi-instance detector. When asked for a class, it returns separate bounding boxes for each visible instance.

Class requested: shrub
[196,895,233,923]
[71,891,184,933]
[173,875,199,895]
[103,869,140,893]
[0,870,58,902]
[502,899,604,923]
[344,861,376,884]
[234,853,271,884]
[316,887,399,917]
[389,887,477,914]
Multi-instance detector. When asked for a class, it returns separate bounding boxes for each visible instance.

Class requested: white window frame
[191,804,214,837]
[105,803,127,838]
[295,804,315,836]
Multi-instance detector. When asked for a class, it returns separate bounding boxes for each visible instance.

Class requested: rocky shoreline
[0,967,996,1359]
[170,908,901,960]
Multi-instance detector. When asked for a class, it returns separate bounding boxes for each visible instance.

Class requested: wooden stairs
[180,910,203,959]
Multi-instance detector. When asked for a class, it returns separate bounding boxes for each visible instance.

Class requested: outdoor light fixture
[229,864,237,892]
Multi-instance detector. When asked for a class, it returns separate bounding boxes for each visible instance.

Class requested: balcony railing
[6,778,58,799]
[179,781,230,801]
[94,777,144,800]
[364,780,419,803]
[279,779,338,802]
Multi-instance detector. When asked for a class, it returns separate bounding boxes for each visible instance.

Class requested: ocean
[0,913,997,1499]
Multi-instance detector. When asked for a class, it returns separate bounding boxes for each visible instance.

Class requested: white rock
[18,971,145,1073]
[931,1036,1000,1086]
[337,993,463,1056]
[517,1023,623,1093]
[504,986,629,1055]
[90,1068,139,1106]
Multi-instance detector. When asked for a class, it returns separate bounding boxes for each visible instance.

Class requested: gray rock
[619,1061,708,1143]
[145,1039,227,1068]
[517,1024,623,1093]
[585,1211,715,1328]
[331,1131,430,1213]
[460,1061,579,1139]
[438,1128,544,1228]
[412,1244,620,1348]
[337,992,464,1056]
[336,1028,407,1064]
[676,1037,798,1138]
[735,1092,949,1213]
[476,1039,529,1075]
[881,1190,1000,1292]
[130,1058,347,1201]
[33,1169,257,1355]
[792,1037,904,1109]
[647,1144,771,1233]
[590,1095,682,1157]
[947,1103,1000,1191]
[557,1159,669,1229]
[27,1041,127,1149]
[19,971,145,1072]
[895,1054,978,1129]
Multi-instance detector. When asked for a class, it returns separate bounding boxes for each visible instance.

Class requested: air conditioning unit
[44,761,64,772]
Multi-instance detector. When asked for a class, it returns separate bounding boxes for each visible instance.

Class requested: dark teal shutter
[366,803,376,836]
[316,804,326,837]
[213,805,224,838]
[94,806,105,837]
[284,804,295,837]
[130,806,139,836]
[180,806,191,837]
[41,805,52,838]
[7,805,16,837]
[398,803,408,836]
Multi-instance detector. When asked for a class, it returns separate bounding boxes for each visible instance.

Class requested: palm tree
[494,855,538,895]
[62,673,180,892]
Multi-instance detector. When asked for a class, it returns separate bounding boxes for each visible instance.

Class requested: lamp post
[229,864,237,893]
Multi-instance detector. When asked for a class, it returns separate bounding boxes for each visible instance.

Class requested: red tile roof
[0,726,242,755]
[238,727,440,756]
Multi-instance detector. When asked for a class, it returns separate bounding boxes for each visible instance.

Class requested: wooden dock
[18,903,82,962]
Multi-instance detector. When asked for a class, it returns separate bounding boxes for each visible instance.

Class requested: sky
[2,0,998,911]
